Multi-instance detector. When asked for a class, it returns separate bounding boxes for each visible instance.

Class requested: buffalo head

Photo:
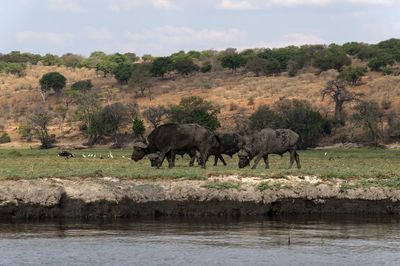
[131,141,149,161]
[148,152,161,167]
[238,149,250,168]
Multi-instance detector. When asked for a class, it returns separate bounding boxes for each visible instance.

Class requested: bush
[0,132,11,143]
[18,121,34,141]
[200,63,212,73]
[382,67,393,75]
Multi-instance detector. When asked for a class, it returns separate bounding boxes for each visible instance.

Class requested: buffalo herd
[131,123,301,169]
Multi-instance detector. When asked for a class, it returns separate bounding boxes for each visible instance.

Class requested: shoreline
[1,176,400,219]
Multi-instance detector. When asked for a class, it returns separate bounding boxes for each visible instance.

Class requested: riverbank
[1,175,400,219]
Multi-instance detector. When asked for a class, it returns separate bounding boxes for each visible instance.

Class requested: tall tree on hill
[39,72,66,102]
[352,100,384,146]
[321,80,362,122]
[128,63,154,97]
[28,105,53,149]
[219,53,246,73]
[98,102,128,148]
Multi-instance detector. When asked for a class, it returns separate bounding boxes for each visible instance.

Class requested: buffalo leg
[169,150,176,168]
[251,153,263,169]
[189,154,195,167]
[263,154,269,169]
[213,155,218,166]
[288,150,296,169]
[295,152,301,169]
[157,149,169,169]
[197,147,207,169]
[217,154,227,166]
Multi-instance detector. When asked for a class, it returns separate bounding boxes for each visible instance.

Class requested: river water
[1,216,400,265]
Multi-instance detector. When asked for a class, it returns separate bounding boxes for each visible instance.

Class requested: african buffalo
[131,123,217,169]
[238,128,301,169]
[205,133,242,166]
[148,148,200,167]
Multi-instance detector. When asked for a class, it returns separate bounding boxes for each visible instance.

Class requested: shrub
[18,121,34,141]
[200,63,212,73]
[0,132,11,143]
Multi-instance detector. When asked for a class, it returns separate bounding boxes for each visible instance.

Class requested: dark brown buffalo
[205,133,242,166]
[131,123,216,169]
[238,128,301,169]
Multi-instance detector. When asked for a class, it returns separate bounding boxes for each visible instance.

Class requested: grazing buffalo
[148,148,200,167]
[205,133,242,166]
[131,123,217,169]
[238,128,301,169]
[58,151,75,157]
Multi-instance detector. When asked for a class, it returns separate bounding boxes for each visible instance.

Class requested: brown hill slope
[0,63,399,147]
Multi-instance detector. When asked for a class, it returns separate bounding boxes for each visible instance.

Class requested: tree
[168,96,220,130]
[245,57,267,76]
[368,52,395,71]
[95,60,118,77]
[219,53,246,73]
[274,99,331,147]
[98,103,128,148]
[41,53,63,66]
[142,54,154,62]
[143,105,168,128]
[337,66,367,86]
[321,80,361,121]
[174,56,199,76]
[55,105,68,136]
[352,101,384,146]
[128,64,154,97]
[150,57,174,79]
[132,118,146,138]
[265,58,281,75]
[74,91,101,146]
[313,44,351,72]
[4,63,26,77]
[39,72,67,102]
[61,53,84,68]
[71,80,93,93]
[18,121,34,141]
[28,105,53,149]
[113,63,134,84]
[249,105,282,129]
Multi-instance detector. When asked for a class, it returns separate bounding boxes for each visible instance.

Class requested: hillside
[0,61,400,148]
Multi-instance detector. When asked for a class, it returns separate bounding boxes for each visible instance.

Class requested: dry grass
[0,64,400,144]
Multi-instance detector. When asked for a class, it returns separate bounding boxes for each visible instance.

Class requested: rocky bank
[1,175,400,219]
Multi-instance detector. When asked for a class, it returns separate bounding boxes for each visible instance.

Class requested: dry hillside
[0,62,400,147]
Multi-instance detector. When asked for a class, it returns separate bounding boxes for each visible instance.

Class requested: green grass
[0,147,399,188]
[201,181,242,191]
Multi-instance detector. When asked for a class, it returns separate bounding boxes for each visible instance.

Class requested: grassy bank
[0,147,399,188]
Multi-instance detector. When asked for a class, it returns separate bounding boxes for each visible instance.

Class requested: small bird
[122,155,126,158]
[324,152,328,156]
[82,154,86,158]
[108,151,114,159]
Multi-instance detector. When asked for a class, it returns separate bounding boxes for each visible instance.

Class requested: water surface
[1,217,399,265]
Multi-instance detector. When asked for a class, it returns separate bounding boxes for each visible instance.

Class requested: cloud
[260,33,326,48]
[84,26,113,40]
[107,0,176,11]
[123,26,248,55]
[15,31,75,46]
[46,0,83,12]
[344,0,394,4]
[216,0,257,10]
[270,0,331,5]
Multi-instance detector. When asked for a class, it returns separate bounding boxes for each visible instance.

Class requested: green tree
[174,55,199,76]
[18,121,34,141]
[95,60,118,77]
[249,105,283,129]
[39,72,67,102]
[200,63,212,73]
[4,63,26,77]
[113,63,134,84]
[168,96,220,130]
[150,57,174,79]
[337,66,367,85]
[265,58,281,75]
[219,53,246,73]
[42,53,64,66]
[352,101,384,146]
[313,44,351,71]
[132,118,146,138]
[0,132,11,143]
[71,80,93,92]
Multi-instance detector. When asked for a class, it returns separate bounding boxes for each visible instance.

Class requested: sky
[0,0,399,57]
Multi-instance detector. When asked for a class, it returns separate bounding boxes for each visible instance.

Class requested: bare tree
[28,105,53,149]
[128,64,155,97]
[98,102,128,148]
[142,105,167,128]
[321,80,362,121]
[125,102,139,123]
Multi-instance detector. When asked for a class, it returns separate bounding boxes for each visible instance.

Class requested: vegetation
[0,132,11,143]
[0,148,399,190]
